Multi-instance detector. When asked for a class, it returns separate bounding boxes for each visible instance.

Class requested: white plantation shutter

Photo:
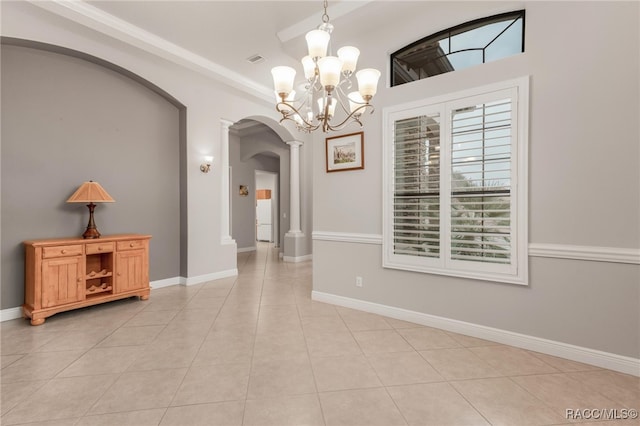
[449,98,512,265]
[393,114,441,259]
[383,78,528,285]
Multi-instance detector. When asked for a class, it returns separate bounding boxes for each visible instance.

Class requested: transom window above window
[391,10,525,86]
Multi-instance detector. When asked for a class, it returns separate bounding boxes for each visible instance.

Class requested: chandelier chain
[322,0,330,23]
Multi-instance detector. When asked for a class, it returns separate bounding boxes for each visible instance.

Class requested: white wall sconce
[200,156,213,173]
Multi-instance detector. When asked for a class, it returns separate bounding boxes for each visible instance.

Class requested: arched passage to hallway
[223,116,310,261]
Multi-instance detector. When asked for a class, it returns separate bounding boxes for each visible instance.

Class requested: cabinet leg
[140,295,149,301]
[30,318,45,326]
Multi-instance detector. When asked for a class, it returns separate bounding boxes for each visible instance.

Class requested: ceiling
[32,0,380,100]
[13,1,520,104]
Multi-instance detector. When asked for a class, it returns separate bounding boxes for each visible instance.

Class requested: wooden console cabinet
[23,234,151,325]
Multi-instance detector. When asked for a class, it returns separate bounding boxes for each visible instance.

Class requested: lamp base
[82,227,101,239]
[82,203,101,239]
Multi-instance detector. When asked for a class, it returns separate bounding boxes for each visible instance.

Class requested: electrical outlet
[355,276,363,287]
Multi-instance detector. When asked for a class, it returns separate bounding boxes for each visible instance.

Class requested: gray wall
[312,1,639,358]
[1,43,183,309]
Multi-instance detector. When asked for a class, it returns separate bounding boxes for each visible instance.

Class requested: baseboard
[184,268,238,285]
[283,254,313,263]
[312,291,640,376]
[221,237,237,246]
[150,276,184,289]
[0,271,239,322]
[237,246,256,253]
[1,307,23,322]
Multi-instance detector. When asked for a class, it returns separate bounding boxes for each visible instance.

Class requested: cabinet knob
[98,247,102,251]
[77,278,82,282]
[129,243,134,247]
[117,272,121,276]
[61,249,67,254]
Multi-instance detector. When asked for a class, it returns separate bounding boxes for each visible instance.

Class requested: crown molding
[27,0,274,103]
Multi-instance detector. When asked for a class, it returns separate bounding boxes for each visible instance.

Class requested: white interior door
[256,199,272,242]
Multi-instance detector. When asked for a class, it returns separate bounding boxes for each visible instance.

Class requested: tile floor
[2,243,639,425]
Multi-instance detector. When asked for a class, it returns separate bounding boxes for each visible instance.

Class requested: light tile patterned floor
[2,243,639,425]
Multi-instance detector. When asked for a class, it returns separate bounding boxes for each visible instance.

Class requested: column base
[221,236,236,246]
[284,231,306,262]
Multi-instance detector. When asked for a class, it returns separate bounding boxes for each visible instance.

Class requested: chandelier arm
[335,95,352,118]
[332,84,353,117]
[336,77,353,93]
[281,114,321,133]
[324,103,374,132]
[309,74,320,94]
[275,101,320,132]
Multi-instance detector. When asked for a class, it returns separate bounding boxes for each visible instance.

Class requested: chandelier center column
[220,119,235,245]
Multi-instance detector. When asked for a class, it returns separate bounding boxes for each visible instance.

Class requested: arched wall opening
[229,118,292,255]
[0,37,187,309]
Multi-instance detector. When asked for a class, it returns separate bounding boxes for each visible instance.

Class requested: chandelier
[271,0,381,133]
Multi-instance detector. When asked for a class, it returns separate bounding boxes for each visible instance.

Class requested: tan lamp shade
[66,181,115,203]
[67,181,114,239]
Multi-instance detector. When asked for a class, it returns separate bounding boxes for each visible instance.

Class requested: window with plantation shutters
[383,77,529,285]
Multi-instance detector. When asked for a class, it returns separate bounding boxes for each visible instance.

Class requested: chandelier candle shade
[271,1,381,133]
[66,181,115,239]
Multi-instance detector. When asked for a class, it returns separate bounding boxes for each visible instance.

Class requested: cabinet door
[41,256,84,308]
[115,249,148,293]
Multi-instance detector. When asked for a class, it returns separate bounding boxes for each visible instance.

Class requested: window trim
[390,10,525,87]
[382,77,529,285]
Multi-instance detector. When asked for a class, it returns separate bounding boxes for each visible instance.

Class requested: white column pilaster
[220,119,235,245]
[286,140,303,235]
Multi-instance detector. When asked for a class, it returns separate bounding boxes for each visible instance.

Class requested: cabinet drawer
[117,240,145,251]
[86,242,115,255]
[42,245,83,259]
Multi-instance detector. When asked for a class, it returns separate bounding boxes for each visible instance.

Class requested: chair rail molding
[529,243,640,265]
[312,231,383,245]
[313,231,640,264]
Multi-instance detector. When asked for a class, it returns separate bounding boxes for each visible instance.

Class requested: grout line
[161,266,237,417]
[295,270,328,426]
[241,242,268,425]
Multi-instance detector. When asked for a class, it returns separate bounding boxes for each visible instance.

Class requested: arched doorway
[223,115,309,262]
[228,118,289,257]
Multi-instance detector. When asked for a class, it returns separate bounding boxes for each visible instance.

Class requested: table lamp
[66,181,115,239]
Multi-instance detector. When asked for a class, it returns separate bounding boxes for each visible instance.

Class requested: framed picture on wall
[325,131,364,173]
